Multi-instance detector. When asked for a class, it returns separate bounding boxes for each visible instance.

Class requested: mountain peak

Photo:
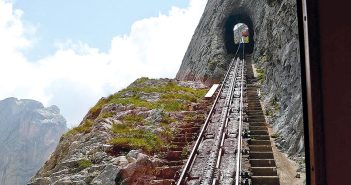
[0,98,67,185]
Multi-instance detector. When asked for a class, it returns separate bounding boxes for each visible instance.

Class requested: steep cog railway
[171,40,280,185]
[29,0,302,184]
[177,0,304,158]
[172,0,301,183]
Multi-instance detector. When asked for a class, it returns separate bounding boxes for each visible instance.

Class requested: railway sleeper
[251,167,278,176]
[249,126,268,131]
[247,102,261,106]
[249,140,271,145]
[250,152,274,159]
[248,119,266,123]
[251,176,280,185]
[246,113,265,117]
[249,145,272,152]
[250,130,269,135]
[246,110,264,114]
[251,135,270,140]
[166,151,184,161]
[249,159,276,167]
[155,165,182,179]
[249,122,266,127]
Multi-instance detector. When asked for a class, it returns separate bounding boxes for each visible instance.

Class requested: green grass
[159,123,174,140]
[183,112,204,122]
[64,119,94,136]
[78,159,93,168]
[110,112,175,153]
[79,78,209,153]
[110,124,165,153]
[161,93,198,103]
[158,99,185,111]
[88,79,207,116]
[116,81,207,98]
[122,114,145,124]
[258,55,268,63]
[255,54,269,83]
[160,113,176,124]
[134,77,149,84]
[99,112,114,119]
[111,96,186,112]
[256,67,265,83]
[271,133,279,139]
[181,146,190,158]
[89,97,113,118]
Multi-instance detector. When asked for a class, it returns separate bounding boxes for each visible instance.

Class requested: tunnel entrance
[224,13,254,57]
[233,23,249,44]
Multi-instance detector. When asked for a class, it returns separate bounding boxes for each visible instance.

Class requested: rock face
[30,78,210,185]
[0,98,67,185]
[176,0,304,157]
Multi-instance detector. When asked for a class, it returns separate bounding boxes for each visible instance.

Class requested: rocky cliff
[30,78,210,185]
[0,98,67,185]
[176,0,304,158]
[29,0,305,183]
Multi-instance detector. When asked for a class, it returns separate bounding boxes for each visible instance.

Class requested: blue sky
[13,0,189,60]
[0,0,207,127]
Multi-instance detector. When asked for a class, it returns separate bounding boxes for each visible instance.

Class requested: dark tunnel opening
[224,13,254,57]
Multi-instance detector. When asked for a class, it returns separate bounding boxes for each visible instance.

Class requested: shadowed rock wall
[176,0,304,158]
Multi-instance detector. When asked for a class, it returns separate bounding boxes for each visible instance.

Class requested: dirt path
[267,126,306,185]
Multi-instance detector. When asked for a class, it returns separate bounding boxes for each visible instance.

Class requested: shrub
[160,113,176,124]
[256,67,265,83]
[134,77,149,84]
[78,159,93,168]
[99,112,114,119]
[109,130,164,153]
[64,119,94,137]
[181,146,190,158]
[87,79,208,115]
[271,133,279,138]
[122,114,145,124]
[79,78,209,153]
[89,96,113,117]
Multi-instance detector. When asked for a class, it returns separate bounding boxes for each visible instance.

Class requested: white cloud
[0,0,207,127]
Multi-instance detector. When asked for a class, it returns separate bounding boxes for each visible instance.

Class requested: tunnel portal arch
[224,12,255,56]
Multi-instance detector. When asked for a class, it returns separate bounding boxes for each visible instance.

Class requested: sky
[0,0,207,128]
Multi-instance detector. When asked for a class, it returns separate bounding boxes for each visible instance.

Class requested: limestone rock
[29,79,210,185]
[0,97,67,185]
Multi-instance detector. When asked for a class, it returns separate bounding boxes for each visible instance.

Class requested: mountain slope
[0,98,67,185]
[30,78,210,185]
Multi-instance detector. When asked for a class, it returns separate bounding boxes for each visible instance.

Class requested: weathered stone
[0,98,67,185]
[91,165,120,185]
[29,79,209,184]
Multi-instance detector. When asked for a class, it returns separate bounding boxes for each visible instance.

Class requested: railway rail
[176,42,280,185]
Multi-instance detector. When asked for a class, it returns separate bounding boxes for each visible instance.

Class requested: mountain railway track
[175,50,280,184]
